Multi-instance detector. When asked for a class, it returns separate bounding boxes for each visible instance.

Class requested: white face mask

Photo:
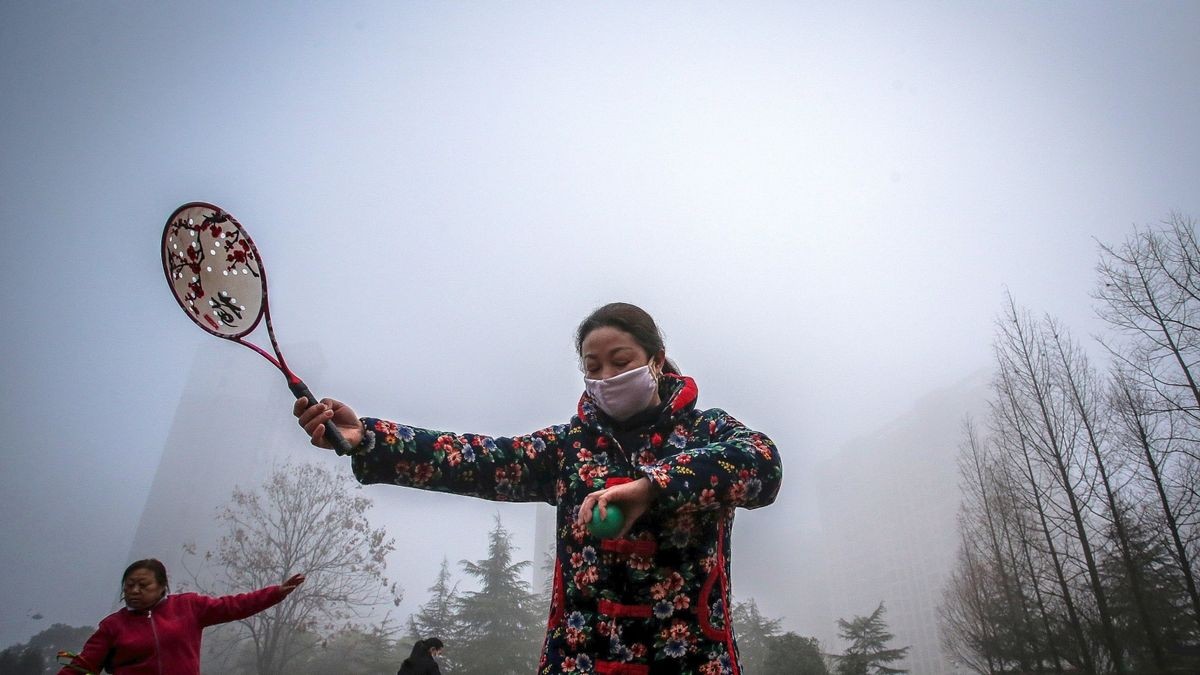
[585,364,659,421]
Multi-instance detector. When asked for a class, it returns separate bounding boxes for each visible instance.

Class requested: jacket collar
[577,373,698,432]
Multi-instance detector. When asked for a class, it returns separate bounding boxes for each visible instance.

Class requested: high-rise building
[126,340,318,590]
[810,372,989,673]
[129,340,543,622]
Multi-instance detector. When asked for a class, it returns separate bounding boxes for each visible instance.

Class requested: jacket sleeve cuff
[354,417,378,455]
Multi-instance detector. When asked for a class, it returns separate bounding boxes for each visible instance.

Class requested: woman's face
[122,568,165,610]
[580,326,662,381]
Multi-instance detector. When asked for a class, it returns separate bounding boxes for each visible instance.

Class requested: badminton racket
[161,201,354,455]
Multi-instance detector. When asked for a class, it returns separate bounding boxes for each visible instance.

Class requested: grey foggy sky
[2,0,1198,649]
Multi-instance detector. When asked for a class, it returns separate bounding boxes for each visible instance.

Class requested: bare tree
[942,420,1040,673]
[1048,322,1169,670]
[941,217,1200,672]
[995,454,1068,673]
[940,528,1003,675]
[1095,215,1200,431]
[1096,215,1200,632]
[974,383,1076,672]
[993,307,1106,673]
[182,461,402,675]
[1109,368,1200,633]
[1095,216,1200,540]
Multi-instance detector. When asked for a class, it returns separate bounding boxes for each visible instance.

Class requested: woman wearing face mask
[294,302,782,675]
[398,637,444,675]
[58,558,304,675]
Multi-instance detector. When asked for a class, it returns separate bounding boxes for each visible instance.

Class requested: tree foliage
[766,631,830,675]
[408,556,462,672]
[182,461,402,675]
[0,623,94,675]
[732,599,831,674]
[451,515,542,675]
[290,623,406,675]
[732,598,783,673]
[0,646,43,675]
[835,602,908,675]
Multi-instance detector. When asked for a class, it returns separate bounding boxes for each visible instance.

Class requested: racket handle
[289,380,356,456]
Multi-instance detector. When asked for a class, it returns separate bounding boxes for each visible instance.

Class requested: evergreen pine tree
[765,632,830,675]
[452,515,541,675]
[0,646,43,675]
[7,623,94,674]
[835,602,909,675]
[732,598,782,672]
[408,556,462,671]
[1099,505,1196,672]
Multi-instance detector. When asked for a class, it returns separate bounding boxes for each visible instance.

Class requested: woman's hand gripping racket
[161,202,355,455]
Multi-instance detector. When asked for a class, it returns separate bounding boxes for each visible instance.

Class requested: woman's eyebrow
[583,345,636,359]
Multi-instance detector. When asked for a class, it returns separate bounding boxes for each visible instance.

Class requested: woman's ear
[652,350,666,375]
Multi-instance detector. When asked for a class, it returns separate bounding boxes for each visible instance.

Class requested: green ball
[589,504,624,538]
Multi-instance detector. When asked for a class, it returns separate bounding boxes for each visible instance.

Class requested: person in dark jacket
[58,558,304,675]
[397,637,444,675]
[294,302,783,675]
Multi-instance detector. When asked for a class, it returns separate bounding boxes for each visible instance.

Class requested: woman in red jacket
[59,558,304,675]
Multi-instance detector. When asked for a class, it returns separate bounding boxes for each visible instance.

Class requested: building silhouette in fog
[811,373,988,674]
[125,340,320,592]
[129,340,544,622]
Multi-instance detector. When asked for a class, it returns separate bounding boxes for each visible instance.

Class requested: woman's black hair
[409,637,443,658]
[575,302,680,374]
[122,558,169,594]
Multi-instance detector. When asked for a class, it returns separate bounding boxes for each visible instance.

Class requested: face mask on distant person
[585,364,658,421]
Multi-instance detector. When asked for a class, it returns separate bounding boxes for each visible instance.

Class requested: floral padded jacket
[350,374,783,675]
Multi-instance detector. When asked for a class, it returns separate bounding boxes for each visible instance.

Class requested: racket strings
[165,206,264,337]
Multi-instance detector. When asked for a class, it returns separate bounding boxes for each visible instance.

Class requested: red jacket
[59,586,286,675]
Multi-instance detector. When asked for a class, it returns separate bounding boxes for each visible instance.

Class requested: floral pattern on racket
[163,204,264,336]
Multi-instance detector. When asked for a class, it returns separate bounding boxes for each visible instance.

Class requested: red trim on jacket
[696,565,725,641]
[718,523,741,675]
[600,538,657,556]
[697,526,731,642]
[604,477,634,488]
[548,555,565,629]
[597,599,652,619]
[694,522,740,675]
[666,374,698,413]
[595,661,650,675]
